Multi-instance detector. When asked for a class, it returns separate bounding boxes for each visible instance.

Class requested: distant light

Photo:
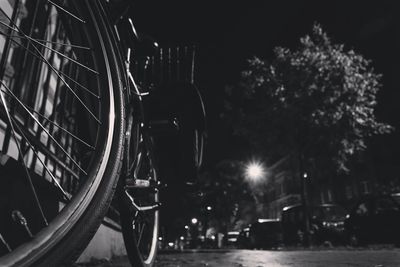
[168,242,174,247]
[206,206,212,211]
[227,231,240,235]
[303,173,308,179]
[158,237,163,241]
[184,225,189,229]
[191,218,198,224]
[211,235,216,240]
[245,161,265,181]
[180,236,185,240]
[258,218,279,223]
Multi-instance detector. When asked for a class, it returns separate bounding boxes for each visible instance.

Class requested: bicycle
[0,0,206,266]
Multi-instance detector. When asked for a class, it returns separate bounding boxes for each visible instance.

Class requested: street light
[245,161,265,182]
[206,206,212,211]
[191,218,198,224]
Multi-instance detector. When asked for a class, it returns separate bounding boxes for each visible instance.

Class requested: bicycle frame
[104,2,206,265]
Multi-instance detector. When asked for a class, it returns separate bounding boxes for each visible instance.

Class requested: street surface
[77,248,400,267]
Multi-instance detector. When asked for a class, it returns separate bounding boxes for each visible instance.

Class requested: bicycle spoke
[47,0,86,23]
[10,98,95,150]
[10,116,71,202]
[36,112,95,151]
[0,81,87,175]
[19,30,98,74]
[55,68,101,99]
[0,16,101,123]
[0,33,91,50]
[0,20,96,74]
[0,9,92,71]
[0,29,101,100]
[0,88,48,226]
[0,31,100,99]
[31,48,101,124]
[13,121,81,180]
[0,233,11,252]
[137,221,146,246]
[28,36,98,75]
[0,92,91,178]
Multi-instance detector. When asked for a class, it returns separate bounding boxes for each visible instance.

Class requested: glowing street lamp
[245,161,265,181]
[191,218,198,224]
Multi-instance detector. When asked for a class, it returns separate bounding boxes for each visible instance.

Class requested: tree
[223,24,393,175]
[222,24,393,245]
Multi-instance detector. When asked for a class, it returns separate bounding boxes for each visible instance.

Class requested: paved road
[77,248,400,267]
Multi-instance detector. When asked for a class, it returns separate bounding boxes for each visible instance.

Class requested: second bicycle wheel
[0,0,125,266]
[118,110,159,267]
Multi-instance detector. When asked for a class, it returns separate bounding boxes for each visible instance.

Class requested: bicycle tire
[118,111,159,267]
[0,0,125,266]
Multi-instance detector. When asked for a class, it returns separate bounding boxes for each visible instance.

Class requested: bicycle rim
[0,0,124,266]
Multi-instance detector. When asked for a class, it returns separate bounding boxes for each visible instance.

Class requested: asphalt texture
[75,248,400,267]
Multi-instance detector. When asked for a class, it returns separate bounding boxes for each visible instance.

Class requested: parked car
[312,204,347,244]
[247,219,283,249]
[225,231,240,248]
[345,194,400,246]
[281,204,347,246]
[204,227,218,248]
[237,227,250,248]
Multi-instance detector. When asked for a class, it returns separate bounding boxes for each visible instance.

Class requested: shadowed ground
[75,248,400,267]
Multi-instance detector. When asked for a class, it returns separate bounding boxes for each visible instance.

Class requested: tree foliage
[223,24,393,173]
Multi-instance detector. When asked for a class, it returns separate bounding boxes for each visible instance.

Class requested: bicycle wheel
[0,0,125,266]
[118,110,159,267]
[147,82,206,186]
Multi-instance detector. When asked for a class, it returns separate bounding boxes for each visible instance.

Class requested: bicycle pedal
[125,178,165,191]
[125,178,151,188]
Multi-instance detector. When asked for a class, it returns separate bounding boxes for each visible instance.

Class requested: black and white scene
[0,0,400,266]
